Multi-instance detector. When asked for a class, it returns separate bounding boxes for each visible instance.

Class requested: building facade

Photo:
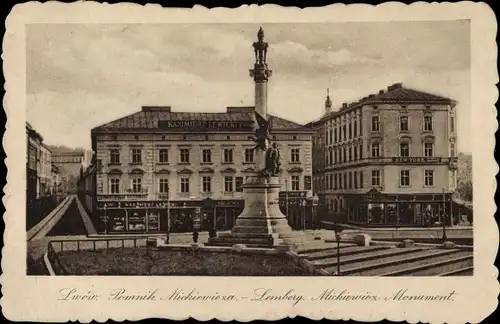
[52,151,85,194]
[38,144,52,196]
[89,106,313,233]
[26,122,42,201]
[51,164,61,194]
[26,122,66,230]
[310,83,459,227]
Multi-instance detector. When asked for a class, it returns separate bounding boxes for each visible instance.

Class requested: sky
[26,21,471,152]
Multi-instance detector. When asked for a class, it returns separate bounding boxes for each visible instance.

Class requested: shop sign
[215,200,244,207]
[391,157,442,164]
[97,200,168,210]
[158,120,254,130]
[279,191,307,198]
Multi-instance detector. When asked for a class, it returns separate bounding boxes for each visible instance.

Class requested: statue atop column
[253,27,269,67]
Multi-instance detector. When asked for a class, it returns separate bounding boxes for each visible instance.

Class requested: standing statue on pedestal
[264,142,281,177]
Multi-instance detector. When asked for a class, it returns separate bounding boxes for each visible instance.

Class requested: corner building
[309,83,459,226]
[90,106,313,233]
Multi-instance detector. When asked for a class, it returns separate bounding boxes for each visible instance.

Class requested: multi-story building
[38,143,52,196]
[51,164,61,194]
[309,82,459,227]
[52,151,85,193]
[83,27,315,234]
[26,122,42,201]
[89,106,313,233]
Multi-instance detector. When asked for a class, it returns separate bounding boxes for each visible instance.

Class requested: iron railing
[46,237,149,275]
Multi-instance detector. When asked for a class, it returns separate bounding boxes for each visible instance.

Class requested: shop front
[278,191,315,230]
[199,198,245,231]
[98,200,166,233]
[97,200,200,234]
[344,188,454,227]
[97,199,246,234]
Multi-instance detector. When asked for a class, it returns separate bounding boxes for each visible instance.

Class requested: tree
[456,180,473,202]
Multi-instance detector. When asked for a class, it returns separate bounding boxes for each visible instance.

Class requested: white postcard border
[2,2,498,322]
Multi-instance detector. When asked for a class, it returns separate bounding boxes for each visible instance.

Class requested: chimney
[379,90,384,95]
[368,94,375,98]
[388,83,403,92]
[227,106,255,113]
[142,106,171,112]
[342,103,348,109]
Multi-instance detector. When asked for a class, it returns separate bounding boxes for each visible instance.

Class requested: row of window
[109,174,307,194]
[372,115,435,133]
[323,169,437,190]
[108,148,302,165]
[109,176,244,194]
[325,171,365,190]
[326,116,361,145]
[325,113,443,146]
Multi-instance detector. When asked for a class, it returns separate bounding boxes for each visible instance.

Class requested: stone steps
[326,248,460,276]
[208,237,272,245]
[232,226,292,234]
[221,232,305,239]
[302,245,388,260]
[344,249,469,276]
[311,247,426,268]
[439,265,474,276]
[294,242,357,254]
[378,252,473,276]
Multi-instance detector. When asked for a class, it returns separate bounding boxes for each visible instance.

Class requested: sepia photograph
[2,2,497,323]
[25,21,473,277]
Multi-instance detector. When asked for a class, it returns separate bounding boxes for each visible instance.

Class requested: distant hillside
[46,145,86,154]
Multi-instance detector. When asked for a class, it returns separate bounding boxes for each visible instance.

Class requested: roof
[92,106,304,132]
[26,122,44,141]
[318,83,457,122]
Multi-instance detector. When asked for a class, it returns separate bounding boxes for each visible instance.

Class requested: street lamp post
[334,228,343,276]
[166,186,171,244]
[442,188,447,242]
[312,194,319,229]
[301,199,307,231]
[103,205,108,234]
[285,179,289,221]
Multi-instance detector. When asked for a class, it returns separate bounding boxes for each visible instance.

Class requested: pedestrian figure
[192,231,199,243]
[267,234,274,247]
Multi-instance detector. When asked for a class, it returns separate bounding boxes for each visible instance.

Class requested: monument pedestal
[208,176,306,248]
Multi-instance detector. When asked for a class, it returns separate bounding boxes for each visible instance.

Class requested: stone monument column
[208,27,305,248]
